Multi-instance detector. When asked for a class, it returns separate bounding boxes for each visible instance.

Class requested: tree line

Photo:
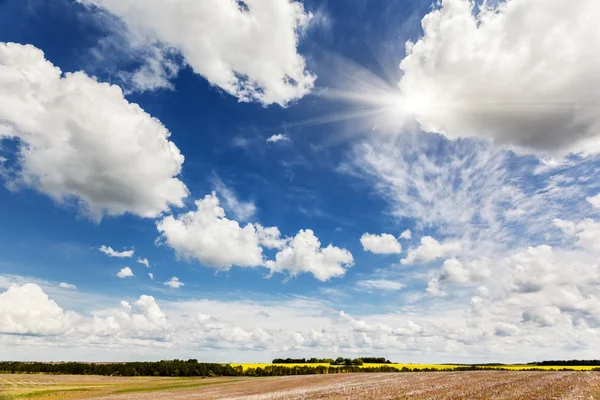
[0,360,242,377]
[0,360,402,377]
[531,360,600,366]
[245,365,402,376]
[271,357,392,365]
[1,360,598,377]
[0,361,434,377]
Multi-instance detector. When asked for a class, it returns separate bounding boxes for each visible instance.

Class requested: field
[480,365,599,371]
[0,374,244,399]
[2,371,600,399]
[233,363,599,371]
[233,363,460,370]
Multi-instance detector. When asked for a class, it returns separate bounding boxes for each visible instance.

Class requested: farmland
[0,374,242,399]
[233,363,460,371]
[233,363,600,371]
[2,371,600,399]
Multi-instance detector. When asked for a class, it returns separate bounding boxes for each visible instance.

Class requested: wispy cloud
[345,135,597,259]
[266,133,290,144]
[99,246,134,258]
[212,176,257,221]
[137,258,150,268]
[355,279,404,292]
[59,282,77,290]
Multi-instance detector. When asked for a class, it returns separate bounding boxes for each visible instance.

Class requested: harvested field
[1,371,600,399]
[0,375,244,399]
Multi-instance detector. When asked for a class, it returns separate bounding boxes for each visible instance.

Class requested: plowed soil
[2,371,600,399]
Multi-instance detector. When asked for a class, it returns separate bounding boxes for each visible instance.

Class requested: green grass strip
[113,379,242,394]
[2,388,94,399]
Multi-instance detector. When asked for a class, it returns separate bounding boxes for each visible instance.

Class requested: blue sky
[1,0,600,363]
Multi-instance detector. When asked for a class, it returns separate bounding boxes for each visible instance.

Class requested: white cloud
[494,322,519,337]
[399,229,412,240]
[399,0,600,155]
[348,138,598,264]
[86,295,172,341]
[587,194,600,210]
[124,46,179,92]
[355,279,404,292]
[256,225,288,250]
[137,258,150,268]
[213,177,256,221]
[78,0,315,106]
[148,273,154,280]
[344,135,600,354]
[337,311,402,336]
[348,140,522,256]
[59,282,77,290]
[99,245,134,258]
[116,267,134,278]
[0,282,426,357]
[158,192,349,280]
[0,43,188,219]
[521,307,563,328]
[4,276,600,363]
[360,233,402,254]
[0,283,77,335]
[265,229,353,281]
[266,134,290,143]
[192,313,272,350]
[0,283,176,354]
[438,258,490,284]
[402,236,462,265]
[426,278,445,297]
[553,218,600,253]
[157,192,264,270]
[164,277,184,289]
[427,240,600,341]
[552,218,578,237]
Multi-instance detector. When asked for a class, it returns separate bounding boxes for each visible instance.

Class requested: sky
[1,0,600,363]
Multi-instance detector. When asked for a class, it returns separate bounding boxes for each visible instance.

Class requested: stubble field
[2,371,600,399]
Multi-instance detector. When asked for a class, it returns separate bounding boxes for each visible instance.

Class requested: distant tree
[357,357,392,364]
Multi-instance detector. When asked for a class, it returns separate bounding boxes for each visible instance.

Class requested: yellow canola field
[233,363,330,370]
[482,365,597,371]
[232,363,599,371]
[232,363,459,371]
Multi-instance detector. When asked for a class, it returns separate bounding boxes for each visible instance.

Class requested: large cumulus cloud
[400,0,600,155]
[0,43,188,219]
[77,0,315,106]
